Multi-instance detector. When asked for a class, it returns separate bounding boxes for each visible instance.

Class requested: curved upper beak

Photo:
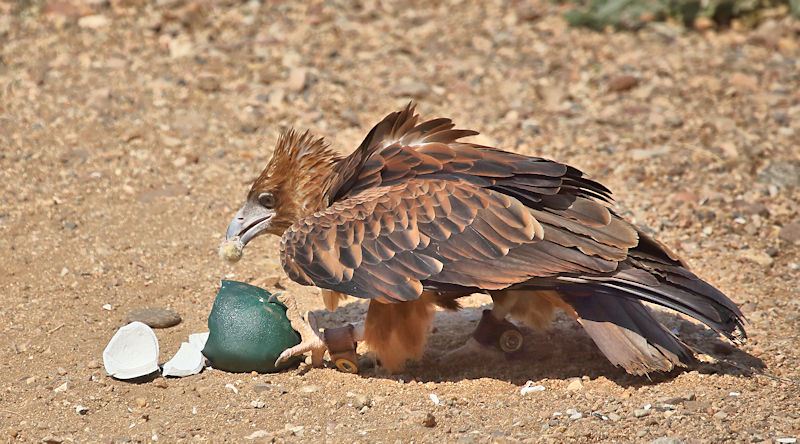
[225,202,274,246]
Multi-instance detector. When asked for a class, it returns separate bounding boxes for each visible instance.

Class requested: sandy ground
[1,0,799,442]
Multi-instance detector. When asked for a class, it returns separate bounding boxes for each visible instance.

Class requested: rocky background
[1,0,799,442]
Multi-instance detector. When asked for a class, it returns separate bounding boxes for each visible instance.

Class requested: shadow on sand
[311,298,765,389]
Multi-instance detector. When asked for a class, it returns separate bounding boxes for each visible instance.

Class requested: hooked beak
[225,203,274,246]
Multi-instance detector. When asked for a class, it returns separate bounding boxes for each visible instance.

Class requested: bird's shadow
[312,299,765,389]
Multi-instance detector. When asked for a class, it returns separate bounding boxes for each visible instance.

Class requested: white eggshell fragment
[103,321,160,379]
[218,237,244,263]
[162,342,204,377]
[188,331,209,351]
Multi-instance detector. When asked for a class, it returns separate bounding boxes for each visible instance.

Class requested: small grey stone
[126,307,181,328]
[634,409,650,418]
[757,162,800,189]
[649,437,686,444]
[349,394,372,409]
[394,78,431,98]
[779,222,800,245]
[253,383,271,393]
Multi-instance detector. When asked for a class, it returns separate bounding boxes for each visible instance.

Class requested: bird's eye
[258,192,275,209]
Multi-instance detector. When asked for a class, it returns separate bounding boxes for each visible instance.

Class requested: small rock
[42,436,63,444]
[394,78,432,98]
[250,400,265,409]
[286,68,308,93]
[125,307,181,328]
[693,16,715,31]
[630,147,669,160]
[757,162,800,189]
[739,250,774,267]
[196,73,220,92]
[135,397,147,408]
[607,413,621,421]
[608,74,638,92]
[225,383,238,394]
[729,72,758,91]
[649,437,685,444]
[78,14,110,29]
[299,385,318,393]
[75,405,89,415]
[634,409,650,418]
[520,381,545,395]
[422,412,436,428]
[776,439,797,444]
[253,383,271,393]
[779,222,800,245]
[713,411,728,420]
[348,393,372,409]
[566,378,583,391]
[244,430,271,440]
[54,382,68,393]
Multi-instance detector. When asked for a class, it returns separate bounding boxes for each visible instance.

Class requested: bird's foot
[272,293,363,373]
[438,309,524,364]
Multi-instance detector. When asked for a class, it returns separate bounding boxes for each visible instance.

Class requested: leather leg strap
[472,309,523,355]
[323,324,359,373]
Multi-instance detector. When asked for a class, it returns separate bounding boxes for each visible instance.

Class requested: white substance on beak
[219,237,244,263]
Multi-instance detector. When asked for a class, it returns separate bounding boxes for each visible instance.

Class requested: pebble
[299,385,318,393]
[757,162,800,189]
[776,439,797,444]
[135,397,147,408]
[244,430,271,440]
[394,78,432,98]
[196,73,221,92]
[54,382,68,392]
[712,411,728,420]
[607,413,621,421]
[608,74,638,92]
[253,383,271,393]
[520,380,546,395]
[78,14,110,29]
[286,67,308,93]
[779,222,800,245]
[250,400,265,409]
[125,308,181,328]
[649,437,685,444]
[566,378,583,391]
[75,405,88,415]
[739,250,774,267]
[225,383,238,394]
[422,412,436,428]
[634,409,650,418]
[347,393,372,409]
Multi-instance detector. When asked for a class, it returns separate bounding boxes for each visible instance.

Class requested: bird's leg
[273,293,364,373]
[438,291,524,363]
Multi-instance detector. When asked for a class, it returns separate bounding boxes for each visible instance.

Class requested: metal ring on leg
[499,329,523,353]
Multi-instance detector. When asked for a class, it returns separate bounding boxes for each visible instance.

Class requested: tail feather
[563,292,695,375]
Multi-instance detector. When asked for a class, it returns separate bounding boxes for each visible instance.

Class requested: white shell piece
[188,331,209,351]
[162,342,204,377]
[103,321,160,379]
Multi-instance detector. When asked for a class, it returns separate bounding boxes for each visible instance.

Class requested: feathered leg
[364,294,436,373]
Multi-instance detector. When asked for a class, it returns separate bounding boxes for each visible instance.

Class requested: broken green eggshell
[202,280,302,373]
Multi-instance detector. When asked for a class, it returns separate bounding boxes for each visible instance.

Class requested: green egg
[203,280,302,373]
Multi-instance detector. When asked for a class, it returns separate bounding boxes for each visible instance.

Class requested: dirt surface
[2,1,800,442]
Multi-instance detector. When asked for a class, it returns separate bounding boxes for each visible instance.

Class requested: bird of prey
[223,104,745,375]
